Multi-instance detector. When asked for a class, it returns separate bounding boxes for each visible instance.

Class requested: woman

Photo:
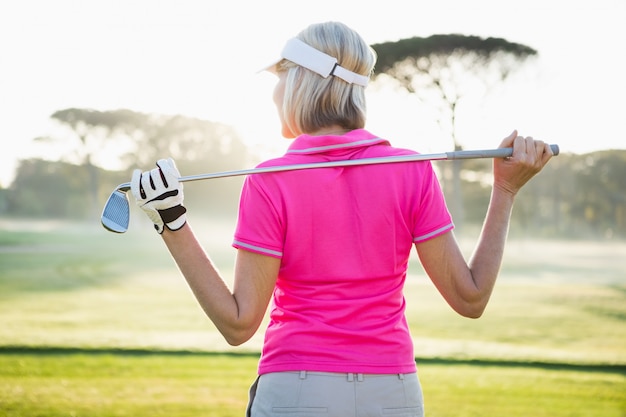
[131,21,553,417]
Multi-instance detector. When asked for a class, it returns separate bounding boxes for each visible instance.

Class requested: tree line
[1,34,624,238]
[0,106,624,239]
[1,108,253,222]
[441,149,626,239]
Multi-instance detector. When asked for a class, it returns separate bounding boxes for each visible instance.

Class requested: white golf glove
[130,158,187,234]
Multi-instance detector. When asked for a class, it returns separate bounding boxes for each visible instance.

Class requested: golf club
[101,144,560,233]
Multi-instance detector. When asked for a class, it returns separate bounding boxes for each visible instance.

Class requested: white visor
[266,38,369,87]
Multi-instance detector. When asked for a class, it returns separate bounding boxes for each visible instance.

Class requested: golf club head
[101,189,130,233]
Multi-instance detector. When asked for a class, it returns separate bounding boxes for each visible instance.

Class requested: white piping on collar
[287,137,386,154]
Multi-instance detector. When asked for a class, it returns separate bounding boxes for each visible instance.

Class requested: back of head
[279,22,377,135]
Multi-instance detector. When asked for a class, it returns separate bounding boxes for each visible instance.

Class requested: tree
[123,113,251,173]
[33,108,253,218]
[37,108,143,218]
[7,159,90,218]
[121,113,253,213]
[371,34,537,230]
[567,151,626,238]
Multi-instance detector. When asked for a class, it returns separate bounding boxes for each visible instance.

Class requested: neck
[310,126,351,136]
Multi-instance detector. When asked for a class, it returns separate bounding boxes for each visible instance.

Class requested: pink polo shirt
[233,129,453,374]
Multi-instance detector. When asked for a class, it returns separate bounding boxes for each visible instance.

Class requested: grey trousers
[246,371,424,417]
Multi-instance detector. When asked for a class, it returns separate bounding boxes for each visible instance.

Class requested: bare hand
[493,130,553,196]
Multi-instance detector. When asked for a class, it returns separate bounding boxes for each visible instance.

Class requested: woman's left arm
[414,132,553,318]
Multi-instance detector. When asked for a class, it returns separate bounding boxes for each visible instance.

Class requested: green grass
[419,361,625,417]
[0,218,625,416]
[0,351,256,417]
[0,350,623,417]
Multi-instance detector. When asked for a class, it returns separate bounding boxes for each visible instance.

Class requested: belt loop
[398,373,404,380]
[347,373,354,382]
[299,371,307,380]
[357,373,364,382]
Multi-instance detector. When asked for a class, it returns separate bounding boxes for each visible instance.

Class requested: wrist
[488,186,516,216]
[492,183,518,199]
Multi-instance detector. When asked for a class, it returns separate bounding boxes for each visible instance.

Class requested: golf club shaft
[115,145,559,192]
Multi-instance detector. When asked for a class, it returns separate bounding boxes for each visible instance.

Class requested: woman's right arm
[161,223,280,346]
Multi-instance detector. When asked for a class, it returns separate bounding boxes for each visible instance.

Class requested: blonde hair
[277,22,377,135]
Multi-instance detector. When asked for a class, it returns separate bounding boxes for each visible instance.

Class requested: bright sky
[1,0,624,187]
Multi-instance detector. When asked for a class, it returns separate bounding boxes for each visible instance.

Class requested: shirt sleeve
[232,175,284,258]
[412,162,455,243]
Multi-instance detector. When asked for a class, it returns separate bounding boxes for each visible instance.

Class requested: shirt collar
[286,129,389,155]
